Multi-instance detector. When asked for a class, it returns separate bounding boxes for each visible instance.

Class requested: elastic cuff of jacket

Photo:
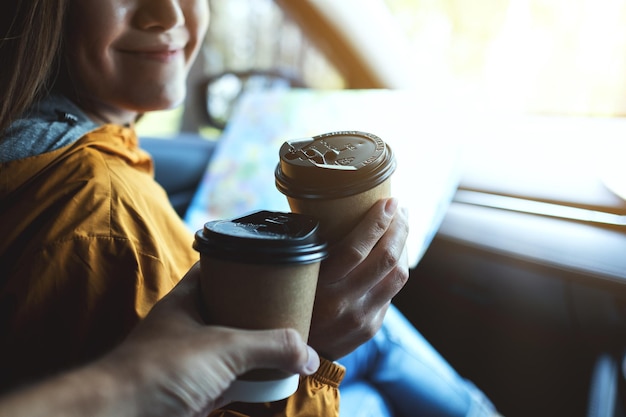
[309,357,345,388]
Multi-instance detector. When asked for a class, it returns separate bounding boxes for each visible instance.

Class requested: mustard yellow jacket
[0,124,343,416]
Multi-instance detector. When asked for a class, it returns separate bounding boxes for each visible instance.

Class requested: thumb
[238,328,320,377]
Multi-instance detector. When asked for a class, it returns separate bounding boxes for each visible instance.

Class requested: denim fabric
[338,305,497,417]
[340,381,394,417]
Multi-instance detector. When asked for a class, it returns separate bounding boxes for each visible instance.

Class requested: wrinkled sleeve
[210,358,345,417]
[0,236,177,391]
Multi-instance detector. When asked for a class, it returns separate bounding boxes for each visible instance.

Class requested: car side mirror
[203,69,307,131]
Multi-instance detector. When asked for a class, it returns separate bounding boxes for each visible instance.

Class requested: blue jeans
[337,305,497,417]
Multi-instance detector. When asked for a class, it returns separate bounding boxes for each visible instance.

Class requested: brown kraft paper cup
[193,210,328,403]
[275,131,397,242]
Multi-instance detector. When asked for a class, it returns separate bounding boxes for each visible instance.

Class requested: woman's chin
[156,93,186,110]
[134,96,186,113]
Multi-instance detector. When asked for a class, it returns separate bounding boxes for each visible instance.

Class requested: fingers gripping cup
[193,210,328,403]
[275,131,397,242]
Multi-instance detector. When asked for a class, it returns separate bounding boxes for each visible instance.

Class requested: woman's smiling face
[64,0,209,124]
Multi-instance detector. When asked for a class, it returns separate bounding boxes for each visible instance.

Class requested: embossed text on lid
[275,131,396,199]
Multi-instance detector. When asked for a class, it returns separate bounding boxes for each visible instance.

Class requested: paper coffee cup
[193,210,328,403]
[275,131,397,242]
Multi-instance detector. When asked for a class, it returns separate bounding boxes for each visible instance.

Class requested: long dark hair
[0,0,68,133]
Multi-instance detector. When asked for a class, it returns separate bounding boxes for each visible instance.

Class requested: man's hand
[0,264,320,417]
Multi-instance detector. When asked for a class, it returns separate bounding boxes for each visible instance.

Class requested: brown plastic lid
[275,131,396,199]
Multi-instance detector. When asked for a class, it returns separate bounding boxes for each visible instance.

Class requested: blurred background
[139,0,626,137]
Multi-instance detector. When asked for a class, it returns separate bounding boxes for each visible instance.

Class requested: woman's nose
[132,0,185,31]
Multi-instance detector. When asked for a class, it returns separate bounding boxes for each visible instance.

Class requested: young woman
[0,1,500,416]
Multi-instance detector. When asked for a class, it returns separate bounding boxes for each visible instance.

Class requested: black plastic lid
[275,131,396,199]
[193,210,328,264]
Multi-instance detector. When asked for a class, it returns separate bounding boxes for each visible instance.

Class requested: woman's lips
[119,48,184,62]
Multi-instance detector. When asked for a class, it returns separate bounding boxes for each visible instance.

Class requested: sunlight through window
[386,0,626,116]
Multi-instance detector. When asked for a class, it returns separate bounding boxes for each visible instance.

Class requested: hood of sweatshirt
[0,95,153,199]
[0,94,98,164]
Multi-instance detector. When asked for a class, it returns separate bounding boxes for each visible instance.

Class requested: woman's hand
[308,198,410,360]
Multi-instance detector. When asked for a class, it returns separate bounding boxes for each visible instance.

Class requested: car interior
[138,1,626,416]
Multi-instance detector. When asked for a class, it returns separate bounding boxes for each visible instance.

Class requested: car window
[138,0,626,136]
[385,0,626,116]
